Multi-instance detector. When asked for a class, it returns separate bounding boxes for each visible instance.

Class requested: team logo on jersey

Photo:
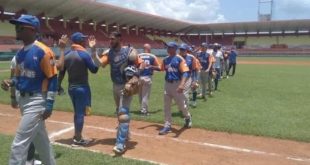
[166,64,178,72]
[19,62,36,78]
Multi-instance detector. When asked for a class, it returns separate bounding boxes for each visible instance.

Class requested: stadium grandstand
[1,0,310,59]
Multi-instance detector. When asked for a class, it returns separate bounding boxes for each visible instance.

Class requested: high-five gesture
[57,34,68,70]
[88,35,96,49]
[58,35,68,49]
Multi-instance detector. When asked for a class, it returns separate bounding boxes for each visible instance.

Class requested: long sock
[192,91,197,101]
[215,79,218,90]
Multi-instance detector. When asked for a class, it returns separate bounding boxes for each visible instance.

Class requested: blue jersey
[182,54,199,80]
[63,44,98,86]
[229,51,237,63]
[139,53,160,76]
[161,55,189,81]
[197,51,211,70]
[100,47,142,84]
[15,40,57,93]
[182,54,197,73]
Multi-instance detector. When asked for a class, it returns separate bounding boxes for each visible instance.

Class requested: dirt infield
[0,104,310,165]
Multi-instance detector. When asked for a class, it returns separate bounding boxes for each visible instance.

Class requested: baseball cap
[165,41,178,49]
[179,43,188,50]
[71,32,88,43]
[9,14,40,30]
[201,42,208,48]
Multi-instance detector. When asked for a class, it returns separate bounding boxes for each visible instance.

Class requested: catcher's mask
[124,65,138,81]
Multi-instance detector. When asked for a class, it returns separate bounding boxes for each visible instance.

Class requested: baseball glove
[123,76,140,96]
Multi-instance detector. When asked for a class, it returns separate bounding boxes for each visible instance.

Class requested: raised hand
[58,35,68,49]
[88,35,96,49]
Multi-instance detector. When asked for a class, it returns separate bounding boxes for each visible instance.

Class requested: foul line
[49,126,74,139]
[1,113,310,163]
[0,69,10,73]
[52,142,165,165]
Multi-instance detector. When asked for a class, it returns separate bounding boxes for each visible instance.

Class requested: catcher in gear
[90,31,142,154]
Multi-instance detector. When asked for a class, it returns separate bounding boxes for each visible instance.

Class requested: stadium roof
[180,20,310,34]
[1,0,310,35]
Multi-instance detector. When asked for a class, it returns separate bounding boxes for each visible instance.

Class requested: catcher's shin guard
[116,107,130,145]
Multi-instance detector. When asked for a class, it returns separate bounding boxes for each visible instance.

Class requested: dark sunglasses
[15,25,35,32]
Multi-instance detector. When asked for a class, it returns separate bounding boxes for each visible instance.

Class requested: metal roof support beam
[269,30,272,36]
[93,21,97,31]
[69,17,79,23]
[0,6,4,22]
[116,23,120,32]
[126,25,129,34]
[281,30,285,37]
[295,29,299,36]
[63,19,67,29]
[105,23,109,33]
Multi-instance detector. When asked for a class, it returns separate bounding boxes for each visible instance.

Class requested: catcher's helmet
[124,65,138,79]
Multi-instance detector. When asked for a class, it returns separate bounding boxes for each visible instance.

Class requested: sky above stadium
[98,0,310,23]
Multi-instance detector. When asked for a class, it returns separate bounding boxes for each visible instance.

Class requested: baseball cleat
[191,101,197,108]
[113,144,126,154]
[159,126,171,135]
[184,116,192,128]
[73,138,91,146]
[140,111,150,117]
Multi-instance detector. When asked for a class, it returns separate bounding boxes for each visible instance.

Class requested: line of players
[138,42,238,115]
[2,13,238,163]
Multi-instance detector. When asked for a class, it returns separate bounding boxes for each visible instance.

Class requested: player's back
[64,50,89,86]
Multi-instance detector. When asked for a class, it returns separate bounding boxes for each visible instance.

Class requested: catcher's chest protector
[108,47,133,84]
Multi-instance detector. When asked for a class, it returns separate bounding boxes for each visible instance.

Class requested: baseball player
[187,46,201,107]
[227,47,238,76]
[159,42,192,135]
[212,43,224,91]
[1,14,56,165]
[58,32,98,145]
[178,43,199,108]
[196,43,213,100]
[223,49,230,78]
[90,31,142,154]
[138,43,160,116]
[8,56,39,165]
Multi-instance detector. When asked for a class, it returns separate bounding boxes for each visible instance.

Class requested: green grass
[239,56,310,61]
[0,134,153,165]
[0,61,10,70]
[0,57,310,142]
